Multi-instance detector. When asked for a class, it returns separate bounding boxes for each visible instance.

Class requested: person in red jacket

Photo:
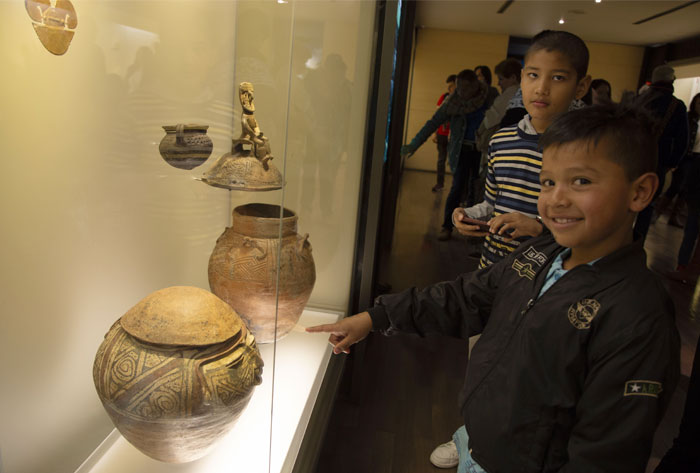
[432,74,456,192]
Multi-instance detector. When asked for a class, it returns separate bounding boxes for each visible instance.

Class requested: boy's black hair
[591,78,612,96]
[526,30,589,80]
[446,74,457,83]
[494,58,522,82]
[475,65,492,85]
[457,69,478,83]
[539,103,658,180]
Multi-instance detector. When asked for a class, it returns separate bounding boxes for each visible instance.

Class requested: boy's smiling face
[521,49,590,133]
[538,139,656,268]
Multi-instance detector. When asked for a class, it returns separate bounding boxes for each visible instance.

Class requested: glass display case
[0,1,382,472]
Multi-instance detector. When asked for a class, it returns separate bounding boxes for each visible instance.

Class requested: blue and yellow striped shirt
[480,116,541,268]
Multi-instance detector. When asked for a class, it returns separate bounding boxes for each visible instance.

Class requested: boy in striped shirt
[454,30,591,269]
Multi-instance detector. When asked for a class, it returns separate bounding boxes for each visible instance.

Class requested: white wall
[0,2,235,472]
[674,77,700,109]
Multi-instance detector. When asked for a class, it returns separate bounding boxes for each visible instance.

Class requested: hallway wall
[404,28,508,172]
[586,40,645,100]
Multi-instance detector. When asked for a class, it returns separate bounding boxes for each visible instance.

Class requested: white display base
[76,309,342,473]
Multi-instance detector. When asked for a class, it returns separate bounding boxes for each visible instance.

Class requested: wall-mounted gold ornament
[25,0,77,56]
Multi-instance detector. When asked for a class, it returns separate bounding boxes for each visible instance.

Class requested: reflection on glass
[298,53,352,219]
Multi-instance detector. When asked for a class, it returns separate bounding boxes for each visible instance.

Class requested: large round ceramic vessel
[93,286,263,463]
[209,203,316,343]
[159,124,213,170]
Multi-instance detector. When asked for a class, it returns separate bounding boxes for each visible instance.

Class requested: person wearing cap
[633,64,689,240]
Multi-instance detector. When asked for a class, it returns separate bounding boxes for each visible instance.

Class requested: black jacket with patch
[368,234,679,473]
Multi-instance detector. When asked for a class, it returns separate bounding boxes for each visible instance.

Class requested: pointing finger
[306,324,341,333]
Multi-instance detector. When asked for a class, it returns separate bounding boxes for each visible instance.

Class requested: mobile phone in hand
[461,216,490,231]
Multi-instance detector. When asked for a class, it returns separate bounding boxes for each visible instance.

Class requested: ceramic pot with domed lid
[92,286,263,463]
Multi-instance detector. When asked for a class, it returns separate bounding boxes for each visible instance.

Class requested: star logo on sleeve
[624,380,662,398]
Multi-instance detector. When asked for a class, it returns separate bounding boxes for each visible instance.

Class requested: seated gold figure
[199,82,284,191]
[237,82,273,169]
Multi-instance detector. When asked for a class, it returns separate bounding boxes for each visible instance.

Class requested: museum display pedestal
[77,309,342,473]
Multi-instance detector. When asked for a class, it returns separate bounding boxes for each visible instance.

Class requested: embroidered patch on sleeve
[624,380,663,398]
[523,246,547,266]
[512,259,536,280]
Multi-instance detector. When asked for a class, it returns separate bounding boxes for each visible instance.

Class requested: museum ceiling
[415,0,700,46]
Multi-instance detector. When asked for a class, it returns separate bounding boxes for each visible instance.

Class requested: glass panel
[0,1,238,471]
[284,1,376,313]
[228,0,376,471]
[0,0,376,471]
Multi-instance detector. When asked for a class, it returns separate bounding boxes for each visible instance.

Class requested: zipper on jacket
[521,298,535,315]
[508,297,536,324]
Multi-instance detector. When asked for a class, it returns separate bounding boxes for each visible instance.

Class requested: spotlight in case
[595,0,602,3]
[559,18,565,24]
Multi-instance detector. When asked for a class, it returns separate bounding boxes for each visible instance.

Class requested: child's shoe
[429,440,459,468]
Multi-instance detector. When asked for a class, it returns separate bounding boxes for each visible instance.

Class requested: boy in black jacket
[308,103,680,472]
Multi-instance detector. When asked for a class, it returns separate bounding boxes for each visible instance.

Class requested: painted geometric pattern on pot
[209,236,271,283]
[223,239,274,283]
[102,328,172,398]
[125,367,196,419]
[98,327,198,419]
[200,338,261,406]
[230,253,271,282]
[206,367,253,407]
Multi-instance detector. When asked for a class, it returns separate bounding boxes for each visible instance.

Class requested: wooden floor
[314,169,699,473]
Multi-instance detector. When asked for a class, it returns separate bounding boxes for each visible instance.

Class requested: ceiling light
[595,0,602,3]
[559,18,565,24]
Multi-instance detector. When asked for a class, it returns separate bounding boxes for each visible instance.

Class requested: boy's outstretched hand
[306,311,373,354]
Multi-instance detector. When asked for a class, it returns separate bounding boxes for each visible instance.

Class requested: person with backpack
[633,64,689,241]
